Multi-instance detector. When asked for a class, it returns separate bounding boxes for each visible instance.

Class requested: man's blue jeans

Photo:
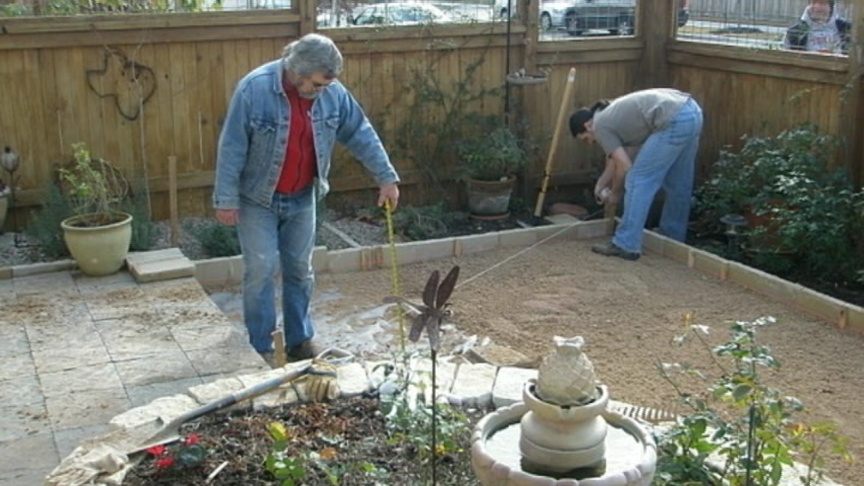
[237,187,316,353]
[613,98,703,254]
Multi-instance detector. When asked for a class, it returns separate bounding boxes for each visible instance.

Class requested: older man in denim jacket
[213,33,400,365]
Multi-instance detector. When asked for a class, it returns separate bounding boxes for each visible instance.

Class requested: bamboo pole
[168,156,179,247]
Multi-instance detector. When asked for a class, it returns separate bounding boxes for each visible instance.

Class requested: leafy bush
[694,124,864,284]
[183,219,241,258]
[58,142,128,225]
[457,115,527,181]
[696,124,838,220]
[24,182,72,260]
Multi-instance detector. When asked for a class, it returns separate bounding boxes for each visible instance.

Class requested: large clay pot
[61,212,133,276]
[465,176,516,219]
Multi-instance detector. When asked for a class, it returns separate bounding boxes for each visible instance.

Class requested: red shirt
[276,81,317,194]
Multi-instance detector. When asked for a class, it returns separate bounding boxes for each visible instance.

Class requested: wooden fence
[0,0,861,228]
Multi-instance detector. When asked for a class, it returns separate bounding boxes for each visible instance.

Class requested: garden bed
[123,396,482,486]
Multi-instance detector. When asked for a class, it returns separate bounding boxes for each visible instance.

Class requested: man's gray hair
[282,33,344,79]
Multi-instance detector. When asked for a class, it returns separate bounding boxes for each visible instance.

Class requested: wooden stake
[198,112,205,168]
[272,330,287,367]
[168,156,179,248]
[604,202,617,235]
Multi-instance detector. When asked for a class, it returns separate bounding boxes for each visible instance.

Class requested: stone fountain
[471,336,657,486]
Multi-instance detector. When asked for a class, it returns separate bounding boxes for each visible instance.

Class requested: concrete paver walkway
[0,270,267,485]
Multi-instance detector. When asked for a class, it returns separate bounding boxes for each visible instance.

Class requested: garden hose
[383,200,408,352]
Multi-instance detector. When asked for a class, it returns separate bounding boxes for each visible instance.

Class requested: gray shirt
[592,88,691,156]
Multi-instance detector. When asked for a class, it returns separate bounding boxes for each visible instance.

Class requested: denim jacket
[213,60,399,209]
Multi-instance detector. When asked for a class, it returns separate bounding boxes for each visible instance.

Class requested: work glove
[305,358,340,402]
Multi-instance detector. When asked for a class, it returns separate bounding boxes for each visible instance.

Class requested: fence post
[637,0,675,88]
[298,0,316,35]
[846,0,864,187]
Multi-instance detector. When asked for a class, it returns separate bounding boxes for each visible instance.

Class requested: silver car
[350,2,453,26]
[494,0,573,30]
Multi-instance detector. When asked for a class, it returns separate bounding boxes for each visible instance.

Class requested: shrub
[119,192,158,252]
[457,115,527,181]
[24,182,72,260]
[183,219,241,258]
[694,124,864,284]
[392,202,459,241]
[57,142,128,226]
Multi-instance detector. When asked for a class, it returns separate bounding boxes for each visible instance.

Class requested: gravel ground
[0,214,392,268]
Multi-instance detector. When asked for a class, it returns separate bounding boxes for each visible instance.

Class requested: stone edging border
[641,231,864,334]
[4,218,862,335]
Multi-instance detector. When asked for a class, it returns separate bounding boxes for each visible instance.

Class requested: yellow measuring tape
[383,200,407,351]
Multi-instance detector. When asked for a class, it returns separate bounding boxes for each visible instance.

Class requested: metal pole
[504,0,513,124]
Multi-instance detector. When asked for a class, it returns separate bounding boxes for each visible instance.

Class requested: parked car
[434,2,495,23]
[494,0,574,31]
[539,0,573,30]
[349,2,454,26]
[564,0,690,36]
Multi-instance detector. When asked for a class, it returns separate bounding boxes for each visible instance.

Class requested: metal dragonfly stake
[384,264,460,485]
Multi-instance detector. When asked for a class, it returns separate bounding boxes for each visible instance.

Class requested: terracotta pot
[465,176,516,218]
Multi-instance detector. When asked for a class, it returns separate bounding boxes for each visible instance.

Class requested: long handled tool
[126,347,353,455]
[530,67,577,224]
[127,364,312,455]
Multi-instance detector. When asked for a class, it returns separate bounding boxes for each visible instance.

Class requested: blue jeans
[613,98,703,254]
[237,187,316,353]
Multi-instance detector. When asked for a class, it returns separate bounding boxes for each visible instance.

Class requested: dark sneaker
[286,339,321,362]
[591,242,640,261]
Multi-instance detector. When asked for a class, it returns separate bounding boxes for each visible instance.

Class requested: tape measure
[383,200,408,351]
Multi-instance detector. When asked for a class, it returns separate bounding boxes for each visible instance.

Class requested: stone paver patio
[0,269,269,485]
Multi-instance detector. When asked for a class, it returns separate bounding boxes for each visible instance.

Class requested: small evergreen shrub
[392,202,458,241]
[120,193,158,252]
[183,219,241,258]
[24,182,72,260]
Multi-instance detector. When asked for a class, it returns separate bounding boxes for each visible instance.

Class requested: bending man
[569,88,703,261]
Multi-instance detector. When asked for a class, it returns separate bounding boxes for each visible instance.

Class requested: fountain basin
[471,401,657,486]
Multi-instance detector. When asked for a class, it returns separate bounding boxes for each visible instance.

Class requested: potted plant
[59,142,133,276]
[457,116,527,219]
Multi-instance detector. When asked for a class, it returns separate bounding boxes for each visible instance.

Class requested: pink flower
[146,445,167,456]
[154,457,176,469]
[183,434,200,446]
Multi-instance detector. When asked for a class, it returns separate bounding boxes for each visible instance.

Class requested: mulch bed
[123,396,484,486]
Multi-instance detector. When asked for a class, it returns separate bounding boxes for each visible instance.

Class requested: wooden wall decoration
[85,49,156,121]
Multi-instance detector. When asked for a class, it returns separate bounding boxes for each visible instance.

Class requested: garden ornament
[382,265,460,351]
[0,146,18,173]
[536,335,600,406]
